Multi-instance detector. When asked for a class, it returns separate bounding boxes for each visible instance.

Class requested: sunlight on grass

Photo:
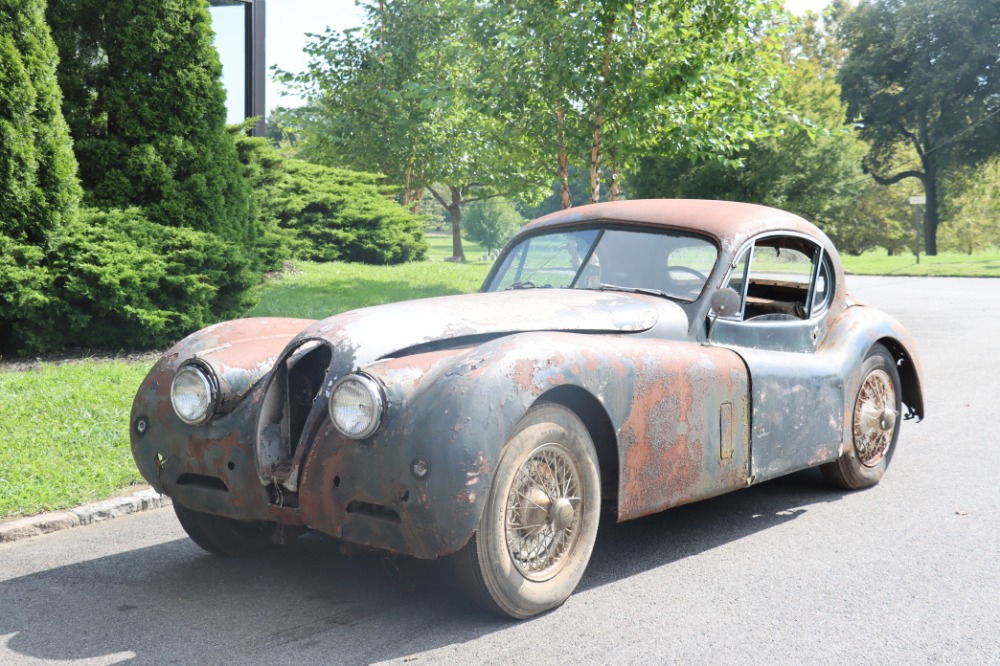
[0,360,150,517]
[840,250,1000,277]
[424,233,490,261]
[246,258,493,319]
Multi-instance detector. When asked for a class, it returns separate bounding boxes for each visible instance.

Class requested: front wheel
[452,403,601,619]
[172,501,276,556]
[822,344,902,489]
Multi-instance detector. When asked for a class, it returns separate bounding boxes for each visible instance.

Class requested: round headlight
[328,374,384,439]
[170,364,217,425]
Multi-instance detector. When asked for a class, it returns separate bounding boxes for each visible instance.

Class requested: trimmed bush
[233,135,427,265]
[0,0,81,355]
[42,208,257,351]
[0,0,80,244]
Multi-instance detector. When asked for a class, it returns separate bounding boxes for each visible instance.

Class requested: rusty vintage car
[130,199,924,618]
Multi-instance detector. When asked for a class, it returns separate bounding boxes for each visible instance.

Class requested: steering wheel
[666,266,707,281]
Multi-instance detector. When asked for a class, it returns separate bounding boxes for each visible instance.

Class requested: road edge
[0,489,172,543]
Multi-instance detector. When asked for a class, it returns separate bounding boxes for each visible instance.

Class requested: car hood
[293,289,682,368]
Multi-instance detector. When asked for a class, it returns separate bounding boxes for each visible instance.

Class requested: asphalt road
[1,276,998,666]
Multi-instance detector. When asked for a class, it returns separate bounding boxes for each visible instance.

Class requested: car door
[708,234,844,483]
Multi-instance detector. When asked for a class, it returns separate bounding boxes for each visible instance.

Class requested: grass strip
[0,360,150,517]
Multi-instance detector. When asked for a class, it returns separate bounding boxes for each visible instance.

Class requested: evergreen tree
[0,0,81,354]
[47,0,255,249]
[0,0,80,243]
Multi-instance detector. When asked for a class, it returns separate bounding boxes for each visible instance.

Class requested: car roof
[520,199,833,257]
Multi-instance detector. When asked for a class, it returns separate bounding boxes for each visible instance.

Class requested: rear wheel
[172,502,276,556]
[452,403,601,619]
[823,344,902,489]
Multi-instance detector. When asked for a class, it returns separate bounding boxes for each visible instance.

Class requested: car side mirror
[710,288,741,318]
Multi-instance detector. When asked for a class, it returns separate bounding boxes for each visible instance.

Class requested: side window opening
[741,238,820,321]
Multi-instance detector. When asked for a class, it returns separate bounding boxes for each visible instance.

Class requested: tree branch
[426,184,449,209]
[865,167,925,187]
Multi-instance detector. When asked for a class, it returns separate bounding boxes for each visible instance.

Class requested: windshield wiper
[596,283,670,299]
[505,281,537,290]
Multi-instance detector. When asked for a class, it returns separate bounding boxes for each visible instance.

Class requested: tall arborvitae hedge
[47,0,255,248]
[0,0,81,353]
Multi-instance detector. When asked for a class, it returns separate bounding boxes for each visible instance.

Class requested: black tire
[172,501,276,556]
[452,403,601,619]
[822,344,902,490]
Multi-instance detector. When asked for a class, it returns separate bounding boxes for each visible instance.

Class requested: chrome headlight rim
[170,361,218,426]
[328,372,385,440]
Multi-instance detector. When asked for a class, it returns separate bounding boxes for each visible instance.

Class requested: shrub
[0,0,81,245]
[45,208,257,351]
[238,144,428,264]
[463,199,526,253]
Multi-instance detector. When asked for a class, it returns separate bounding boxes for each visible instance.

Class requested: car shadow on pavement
[0,468,845,665]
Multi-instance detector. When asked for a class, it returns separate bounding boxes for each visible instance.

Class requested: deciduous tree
[837,0,1000,255]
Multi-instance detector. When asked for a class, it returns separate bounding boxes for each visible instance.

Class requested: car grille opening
[346,501,401,524]
[176,473,228,492]
[287,342,332,457]
[256,340,334,492]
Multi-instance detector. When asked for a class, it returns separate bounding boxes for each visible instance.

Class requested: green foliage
[471,0,787,204]
[939,158,1000,254]
[837,0,1000,254]
[628,10,921,256]
[463,200,526,252]
[279,0,540,261]
[47,0,256,249]
[0,0,81,355]
[0,0,81,245]
[233,125,428,266]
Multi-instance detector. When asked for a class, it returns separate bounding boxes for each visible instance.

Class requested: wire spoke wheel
[853,368,898,467]
[823,344,903,490]
[505,443,583,581]
[451,403,601,619]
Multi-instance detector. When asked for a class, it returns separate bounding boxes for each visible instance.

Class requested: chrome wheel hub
[505,443,583,581]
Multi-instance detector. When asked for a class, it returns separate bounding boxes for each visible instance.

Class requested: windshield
[486,227,718,302]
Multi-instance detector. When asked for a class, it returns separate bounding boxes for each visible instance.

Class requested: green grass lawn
[2,242,995,519]
[0,360,151,517]
[246,258,491,320]
[840,249,1000,277]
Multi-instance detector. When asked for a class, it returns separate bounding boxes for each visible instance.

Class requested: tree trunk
[589,111,602,205]
[923,158,939,256]
[449,185,465,262]
[402,159,414,208]
[608,147,621,201]
[589,26,614,206]
[556,107,572,209]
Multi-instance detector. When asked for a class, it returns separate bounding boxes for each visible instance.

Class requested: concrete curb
[0,489,172,544]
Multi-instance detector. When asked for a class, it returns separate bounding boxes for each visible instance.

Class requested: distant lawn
[246,258,492,320]
[840,250,1000,277]
[424,232,491,262]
